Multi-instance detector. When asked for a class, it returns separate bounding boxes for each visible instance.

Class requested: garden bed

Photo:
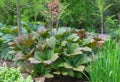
[45,75,88,82]
[0,60,89,82]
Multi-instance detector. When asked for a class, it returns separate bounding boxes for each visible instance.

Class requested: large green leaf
[2,34,16,43]
[78,47,92,52]
[34,50,59,65]
[64,63,85,72]
[64,62,73,69]
[44,74,54,78]
[46,36,56,48]
[13,33,36,48]
[51,27,71,36]
[77,55,92,64]
[67,34,79,42]
[36,41,47,51]
[51,58,64,68]
[28,57,41,64]
[63,55,91,71]
[73,65,85,72]
[63,69,74,77]
[37,26,47,35]
[65,43,82,56]
[0,32,4,36]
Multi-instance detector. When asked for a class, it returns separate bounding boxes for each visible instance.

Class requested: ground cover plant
[0,63,33,82]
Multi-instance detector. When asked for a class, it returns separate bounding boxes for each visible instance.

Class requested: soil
[45,75,89,82]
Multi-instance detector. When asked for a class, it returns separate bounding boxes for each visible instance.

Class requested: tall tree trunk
[101,20,104,34]
[17,0,22,36]
[100,14,104,34]
[118,12,120,23]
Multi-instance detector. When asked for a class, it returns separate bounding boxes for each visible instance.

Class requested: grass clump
[88,40,120,82]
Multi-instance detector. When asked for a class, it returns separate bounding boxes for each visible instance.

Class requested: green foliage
[0,0,49,25]
[0,44,14,60]
[60,0,95,28]
[88,40,120,82]
[95,0,113,33]
[9,27,105,78]
[0,0,96,29]
[0,22,42,60]
[0,0,120,33]
[105,17,119,32]
[20,0,50,23]
[110,26,120,41]
[106,0,120,14]
[0,25,17,60]
[0,63,33,82]
[21,21,46,33]
[0,1,16,25]
[0,22,41,60]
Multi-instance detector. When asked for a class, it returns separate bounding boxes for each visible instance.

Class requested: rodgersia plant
[8,27,105,79]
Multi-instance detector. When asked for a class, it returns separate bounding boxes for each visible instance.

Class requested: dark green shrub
[0,0,16,25]
[106,0,120,15]
[0,0,49,25]
[60,0,95,28]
